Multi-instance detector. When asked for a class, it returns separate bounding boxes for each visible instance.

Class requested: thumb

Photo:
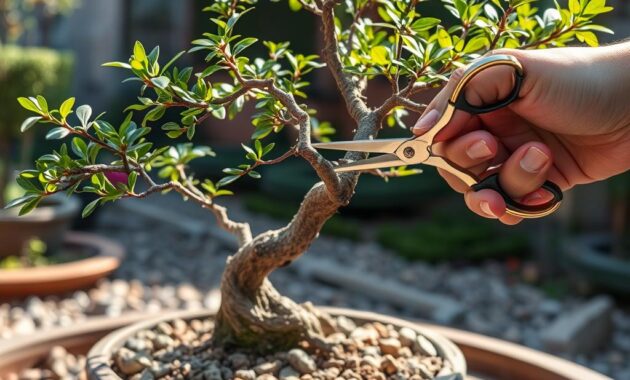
[412,54,522,142]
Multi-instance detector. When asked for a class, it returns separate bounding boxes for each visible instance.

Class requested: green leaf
[569,0,581,13]
[36,96,49,113]
[410,18,441,32]
[248,171,261,179]
[262,142,275,156]
[437,28,453,48]
[167,130,184,139]
[134,41,147,64]
[464,36,489,53]
[370,46,389,66]
[578,24,614,34]
[186,124,196,140]
[128,171,138,191]
[82,199,100,218]
[17,97,42,114]
[217,175,239,187]
[60,97,76,119]
[20,116,42,133]
[288,0,302,11]
[161,122,181,131]
[71,137,88,158]
[103,61,132,69]
[19,196,42,216]
[151,76,171,89]
[233,37,258,56]
[211,106,226,119]
[76,105,93,128]
[4,194,40,209]
[576,31,599,46]
[46,127,70,140]
[242,144,256,158]
[160,50,186,75]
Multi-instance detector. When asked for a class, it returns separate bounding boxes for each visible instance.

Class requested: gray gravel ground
[1,196,629,379]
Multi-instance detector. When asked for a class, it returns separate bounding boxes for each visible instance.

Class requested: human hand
[413,44,630,224]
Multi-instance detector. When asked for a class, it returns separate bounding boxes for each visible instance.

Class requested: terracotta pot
[86,307,611,380]
[0,232,125,299]
[0,194,80,258]
[0,313,154,379]
[87,308,467,380]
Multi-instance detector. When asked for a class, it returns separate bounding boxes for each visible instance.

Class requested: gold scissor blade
[313,138,407,154]
[333,154,406,172]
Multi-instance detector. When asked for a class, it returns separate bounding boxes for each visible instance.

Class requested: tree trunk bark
[214,181,351,351]
[213,110,380,352]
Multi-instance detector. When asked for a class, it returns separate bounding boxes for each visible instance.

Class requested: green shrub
[377,214,529,263]
[0,45,74,140]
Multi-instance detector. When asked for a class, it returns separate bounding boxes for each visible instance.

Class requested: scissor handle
[471,173,563,218]
[449,54,524,115]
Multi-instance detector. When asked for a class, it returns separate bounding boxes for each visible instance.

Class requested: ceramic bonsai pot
[0,232,125,299]
[87,308,466,380]
[561,233,630,294]
[0,194,80,258]
[86,307,611,380]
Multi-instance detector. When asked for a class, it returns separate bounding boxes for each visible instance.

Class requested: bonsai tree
[8,0,612,352]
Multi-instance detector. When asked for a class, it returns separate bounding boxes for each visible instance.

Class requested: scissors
[313,55,563,219]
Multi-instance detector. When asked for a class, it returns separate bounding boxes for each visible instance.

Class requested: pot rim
[0,194,80,223]
[87,307,467,380]
[0,231,124,283]
[0,312,160,377]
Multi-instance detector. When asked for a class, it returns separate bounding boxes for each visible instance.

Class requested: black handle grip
[453,70,524,114]
[471,173,563,218]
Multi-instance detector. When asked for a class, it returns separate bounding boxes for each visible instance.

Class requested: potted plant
[0,0,79,258]
[562,172,630,294]
[9,0,611,378]
[0,1,126,298]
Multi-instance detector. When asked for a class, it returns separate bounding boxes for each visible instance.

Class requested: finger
[412,58,522,142]
[464,189,505,219]
[434,130,498,169]
[464,186,524,225]
[499,142,553,199]
[438,162,492,193]
[412,68,475,138]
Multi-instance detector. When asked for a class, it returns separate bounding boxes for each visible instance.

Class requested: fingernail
[480,201,496,217]
[520,147,549,173]
[413,109,440,133]
[466,140,493,160]
[523,190,543,205]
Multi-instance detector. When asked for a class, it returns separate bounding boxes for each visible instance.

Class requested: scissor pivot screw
[403,147,415,158]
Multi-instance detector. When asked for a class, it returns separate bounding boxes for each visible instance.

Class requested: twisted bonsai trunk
[212,0,422,351]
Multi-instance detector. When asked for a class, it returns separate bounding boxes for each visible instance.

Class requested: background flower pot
[87,308,467,380]
[0,194,80,258]
[0,232,125,299]
[561,234,630,294]
[0,313,151,379]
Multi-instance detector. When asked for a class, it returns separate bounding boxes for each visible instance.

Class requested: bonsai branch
[321,0,369,122]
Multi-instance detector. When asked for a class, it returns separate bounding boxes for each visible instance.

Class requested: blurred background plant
[0,0,78,263]
[0,0,80,45]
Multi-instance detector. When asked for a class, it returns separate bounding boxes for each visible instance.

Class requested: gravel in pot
[88,309,465,380]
